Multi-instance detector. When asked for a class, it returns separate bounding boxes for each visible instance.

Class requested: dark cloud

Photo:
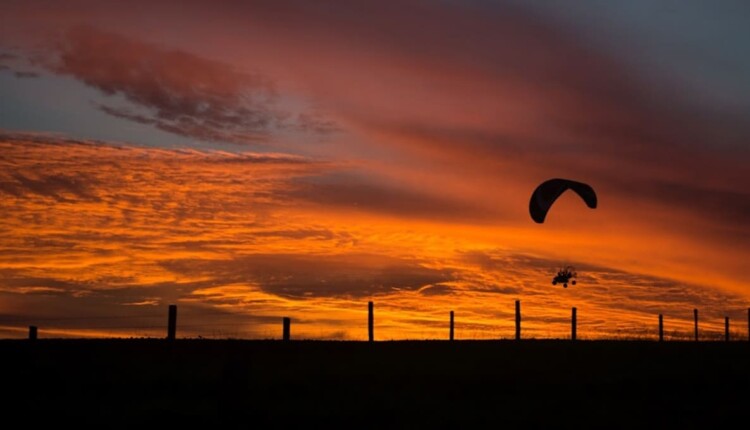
[0,268,233,335]
[287,174,498,222]
[634,180,750,226]
[48,25,283,145]
[13,70,38,78]
[0,272,80,293]
[418,284,453,296]
[0,52,18,70]
[0,51,39,78]
[161,253,453,298]
[0,130,132,149]
[294,112,341,134]
[0,287,245,336]
[97,104,270,145]
[33,24,340,144]
[2,172,99,202]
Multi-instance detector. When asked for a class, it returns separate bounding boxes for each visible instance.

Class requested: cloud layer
[50,26,282,144]
[1,133,747,340]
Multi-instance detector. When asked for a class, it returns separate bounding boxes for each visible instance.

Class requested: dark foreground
[2,340,749,428]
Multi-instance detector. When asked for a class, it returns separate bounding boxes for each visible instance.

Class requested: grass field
[3,339,749,427]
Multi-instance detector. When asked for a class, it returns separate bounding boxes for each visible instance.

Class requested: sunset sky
[1,1,748,340]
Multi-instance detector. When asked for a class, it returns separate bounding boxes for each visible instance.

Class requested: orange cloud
[0,132,746,340]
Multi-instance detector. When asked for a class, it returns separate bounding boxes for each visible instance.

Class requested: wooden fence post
[658,314,664,342]
[725,317,729,342]
[571,307,577,341]
[283,317,291,341]
[28,325,37,341]
[449,310,454,341]
[693,309,699,342]
[368,301,374,342]
[167,304,177,341]
[747,308,749,342]
[515,300,521,341]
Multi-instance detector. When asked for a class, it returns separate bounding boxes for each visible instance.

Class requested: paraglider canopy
[529,178,597,223]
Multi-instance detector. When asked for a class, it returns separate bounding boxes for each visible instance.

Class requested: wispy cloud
[47,25,282,144]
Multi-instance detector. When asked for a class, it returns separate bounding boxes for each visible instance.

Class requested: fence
[14,302,750,342]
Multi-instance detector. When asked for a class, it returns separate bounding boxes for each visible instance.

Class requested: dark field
[3,340,749,428]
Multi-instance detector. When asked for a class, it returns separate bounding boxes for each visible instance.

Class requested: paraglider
[552,266,577,288]
[529,178,597,224]
[529,178,597,288]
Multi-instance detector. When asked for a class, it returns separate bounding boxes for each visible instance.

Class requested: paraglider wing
[529,178,597,223]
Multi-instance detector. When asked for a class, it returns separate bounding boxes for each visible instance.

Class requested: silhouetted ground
[2,340,749,428]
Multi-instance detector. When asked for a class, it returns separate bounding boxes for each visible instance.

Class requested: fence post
[693,309,699,342]
[449,310,454,341]
[368,301,374,342]
[515,300,521,341]
[571,307,577,341]
[747,308,749,342]
[167,304,177,341]
[725,317,729,342]
[283,317,291,341]
[658,314,664,342]
[28,325,37,341]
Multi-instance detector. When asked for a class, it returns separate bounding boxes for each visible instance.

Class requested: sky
[0,0,748,340]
